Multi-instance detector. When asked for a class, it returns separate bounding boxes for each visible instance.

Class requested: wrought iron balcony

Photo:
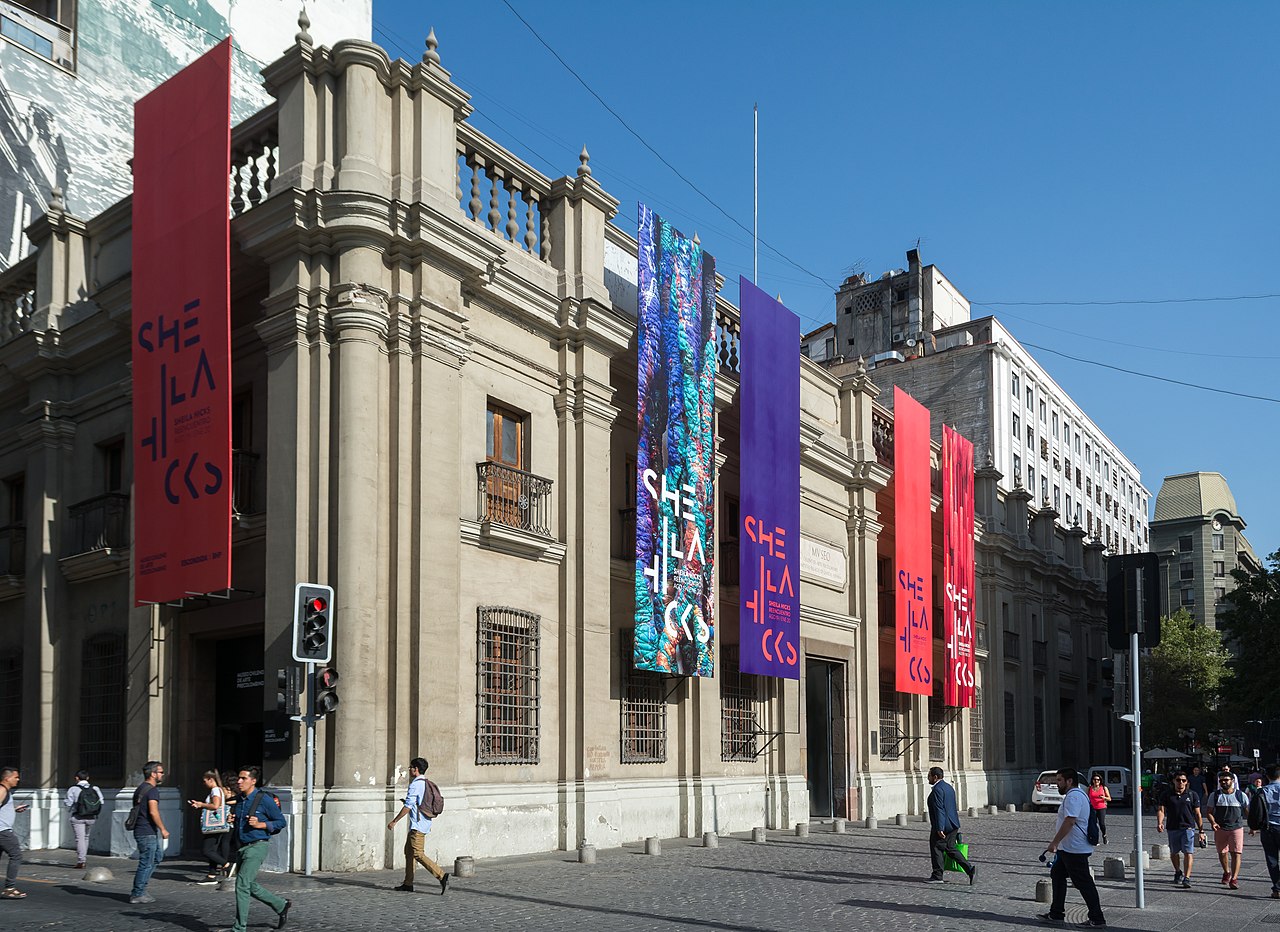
[1003,630,1021,660]
[476,462,553,538]
[1032,639,1048,669]
[719,537,739,587]
[0,523,23,576]
[66,493,130,555]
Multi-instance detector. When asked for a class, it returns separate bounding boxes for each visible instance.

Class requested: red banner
[894,387,932,695]
[132,39,232,605]
[943,425,975,707]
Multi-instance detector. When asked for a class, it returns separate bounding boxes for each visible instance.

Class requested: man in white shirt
[1039,767,1106,928]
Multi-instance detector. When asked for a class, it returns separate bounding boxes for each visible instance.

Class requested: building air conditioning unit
[891,331,905,343]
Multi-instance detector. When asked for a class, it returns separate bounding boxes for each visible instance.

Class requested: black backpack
[73,785,103,819]
[1248,789,1268,831]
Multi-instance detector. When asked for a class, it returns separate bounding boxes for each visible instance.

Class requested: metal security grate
[0,651,20,764]
[1004,691,1017,763]
[928,694,946,761]
[720,646,759,762]
[969,685,984,762]
[476,606,540,764]
[620,637,667,764]
[879,685,901,761]
[1033,696,1046,765]
[80,633,126,776]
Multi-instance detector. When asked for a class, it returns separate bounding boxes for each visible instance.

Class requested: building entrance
[805,658,848,818]
[214,635,265,772]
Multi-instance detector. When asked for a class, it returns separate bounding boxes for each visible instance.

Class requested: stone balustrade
[230,105,279,218]
[456,123,551,261]
[0,255,37,345]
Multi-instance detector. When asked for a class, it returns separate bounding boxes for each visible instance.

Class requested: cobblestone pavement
[5,810,1280,931]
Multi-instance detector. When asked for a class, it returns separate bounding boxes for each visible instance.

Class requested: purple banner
[738,278,800,679]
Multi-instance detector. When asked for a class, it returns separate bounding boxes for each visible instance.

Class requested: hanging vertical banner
[943,425,975,707]
[738,277,799,679]
[132,39,233,605]
[894,387,932,694]
[634,203,716,676]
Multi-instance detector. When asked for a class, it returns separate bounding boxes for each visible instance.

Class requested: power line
[494,0,838,293]
[976,292,1280,307]
[1019,341,1280,405]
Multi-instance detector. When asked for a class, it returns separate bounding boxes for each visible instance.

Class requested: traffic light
[1100,657,1115,707]
[275,667,300,715]
[292,583,334,663]
[315,667,340,716]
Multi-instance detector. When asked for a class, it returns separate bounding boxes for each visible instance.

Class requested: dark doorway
[215,635,264,772]
[805,658,848,818]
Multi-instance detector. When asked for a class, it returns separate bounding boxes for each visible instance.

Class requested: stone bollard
[454,856,475,878]
[920,812,929,823]
[645,836,662,856]
[84,867,113,884]
[1103,856,1126,879]
[578,843,596,865]
[966,807,978,818]
[1021,803,1035,812]
[1129,850,1150,870]
[795,822,809,837]
[1150,843,1170,861]
[752,827,767,843]
[895,813,907,826]
[833,818,848,834]
[703,831,718,848]
[1035,879,1051,903]
[863,817,877,830]
[987,804,999,815]
[1006,803,1017,813]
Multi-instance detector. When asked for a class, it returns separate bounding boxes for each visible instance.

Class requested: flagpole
[753,102,759,283]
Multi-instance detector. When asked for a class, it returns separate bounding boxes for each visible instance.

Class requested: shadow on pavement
[461,886,786,932]
[58,884,130,901]
[118,910,210,931]
[840,897,1136,931]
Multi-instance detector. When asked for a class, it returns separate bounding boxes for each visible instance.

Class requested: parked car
[1087,765,1132,806]
[1031,770,1088,810]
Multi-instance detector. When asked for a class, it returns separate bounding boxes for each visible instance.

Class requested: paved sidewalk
[3,810,1278,930]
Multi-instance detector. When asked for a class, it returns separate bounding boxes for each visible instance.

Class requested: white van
[1087,765,1133,806]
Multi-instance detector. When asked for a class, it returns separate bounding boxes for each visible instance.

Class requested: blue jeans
[131,834,162,897]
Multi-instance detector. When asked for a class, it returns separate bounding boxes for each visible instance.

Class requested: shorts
[1214,827,1244,854]
[1169,828,1196,854]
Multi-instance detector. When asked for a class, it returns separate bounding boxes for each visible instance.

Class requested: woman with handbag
[189,770,232,884]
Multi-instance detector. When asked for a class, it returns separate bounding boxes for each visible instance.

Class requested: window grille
[1003,691,1016,763]
[969,686,984,762]
[0,651,20,764]
[879,684,901,761]
[1033,696,1045,765]
[720,645,759,762]
[928,692,945,761]
[620,636,667,763]
[80,633,126,776]
[476,606,540,764]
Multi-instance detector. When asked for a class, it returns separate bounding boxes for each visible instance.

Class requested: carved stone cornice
[16,416,75,451]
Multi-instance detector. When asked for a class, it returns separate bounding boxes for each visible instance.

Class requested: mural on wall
[0,0,371,270]
[634,202,717,677]
[738,277,800,679]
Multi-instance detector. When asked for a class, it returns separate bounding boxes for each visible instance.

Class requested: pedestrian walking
[64,769,103,869]
[1155,770,1205,888]
[922,766,975,885]
[1087,774,1111,845]
[1188,763,1208,800]
[189,769,232,884]
[388,757,450,894]
[0,766,29,899]
[1039,767,1105,928]
[221,765,290,932]
[1255,763,1280,900]
[1205,770,1248,889]
[128,760,170,904]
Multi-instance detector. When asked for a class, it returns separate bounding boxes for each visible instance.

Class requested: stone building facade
[0,28,1123,871]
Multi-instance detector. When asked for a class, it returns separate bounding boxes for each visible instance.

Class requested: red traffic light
[307,597,327,613]
[317,667,340,689]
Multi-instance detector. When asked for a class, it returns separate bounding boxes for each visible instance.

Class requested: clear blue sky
[371,0,1279,556]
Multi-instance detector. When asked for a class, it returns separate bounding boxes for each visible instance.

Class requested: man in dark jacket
[224,766,290,932]
[926,766,975,884]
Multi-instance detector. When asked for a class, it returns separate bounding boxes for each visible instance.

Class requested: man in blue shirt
[1256,763,1280,899]
[388,757,449,894]
[925,766,974,884]
[224,766,290,932]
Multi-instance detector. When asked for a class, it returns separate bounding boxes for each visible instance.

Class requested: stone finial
[985,453,995,470]
[424,27,440,65]
[855,355,867,377]
[577,145,592,177]
[296,6,312,45]
[775,293,783,302]
[1013,472,1022,488]
[692,231,700,245]
[48,185,65,213]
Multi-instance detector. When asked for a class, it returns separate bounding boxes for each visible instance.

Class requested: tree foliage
[1216,549,1280,724]
[1140,608,1230,750]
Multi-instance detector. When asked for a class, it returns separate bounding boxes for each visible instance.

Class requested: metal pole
[1130,562,1144,908]
[753,102,758,283]
[304,661,316,877]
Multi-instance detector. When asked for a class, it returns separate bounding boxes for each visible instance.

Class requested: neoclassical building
[0,27,1123,870]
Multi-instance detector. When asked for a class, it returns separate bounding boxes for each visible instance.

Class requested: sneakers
[1172,870,1184,884]
[439,873,450,895]
[1272,889,1280,899]
[1222,870,1230,885]
[197,874,220,886]
[1084,921,1107,928]
[129,894,156,904]
[1037,913,1064,924]
[1229,879,1239,890]
[924,876,946,883]
[74,862,86,870]
[276,899,291,929]
[1181,877,1192,889]
[968,865,977,886]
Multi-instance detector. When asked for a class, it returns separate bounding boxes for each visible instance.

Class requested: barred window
[720,645,759,762]
[969,686,984,762]
[620,636,666,763]
[80,633,126,776]
[476,606,540,765]
[1003,691,1016,764]
[928,691,945,761]
[1033,696,1045,765]
[0,651,20,764]
[879,684,901,761]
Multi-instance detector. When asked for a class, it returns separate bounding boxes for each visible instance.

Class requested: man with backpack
[1253,763,1280,899]
[223,765,290,932]
[387,757,449,895]
[1205,770,1248,889]
[64,769,103,869]
[1039,767,1105,928]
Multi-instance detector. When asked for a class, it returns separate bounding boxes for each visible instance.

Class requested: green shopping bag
[944,836,970,873]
